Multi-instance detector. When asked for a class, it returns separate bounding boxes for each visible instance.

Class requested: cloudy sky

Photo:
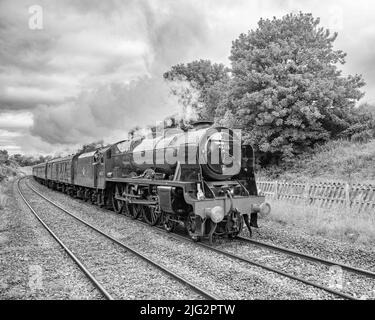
[1,0,375,156]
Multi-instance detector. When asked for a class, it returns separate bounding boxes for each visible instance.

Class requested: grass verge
[265,199,375,245]
[0,184,8,210]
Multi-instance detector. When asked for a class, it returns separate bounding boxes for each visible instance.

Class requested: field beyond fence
[256,179,375,213]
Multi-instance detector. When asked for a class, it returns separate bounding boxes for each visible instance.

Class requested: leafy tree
[339,103,375,143]
[164,59,230,119]
[9,154,23,165]
[358,102,375,117]
[0,150,9,164]
[1,152,58,167]
[38,155,53,164]
[8,154,30,166]
[221,12,365,163]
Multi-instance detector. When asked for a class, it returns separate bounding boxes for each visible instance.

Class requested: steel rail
[28,178,363,300]
[237,236,375,279]
[134,221,359,300]
[17,178,114,300]
[25,179,219,300]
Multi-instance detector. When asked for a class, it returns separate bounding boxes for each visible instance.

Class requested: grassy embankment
[259,139,375,245]
[0,162,21,210]
[0,183,7,210]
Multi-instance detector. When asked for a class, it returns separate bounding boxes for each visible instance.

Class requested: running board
[114,195,158,205]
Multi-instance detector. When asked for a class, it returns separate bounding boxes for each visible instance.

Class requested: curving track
[27,176,375,300]
[18,177,219,300]
[17,178,114,300]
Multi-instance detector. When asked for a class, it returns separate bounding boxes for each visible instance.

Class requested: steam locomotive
[32,121,270,243]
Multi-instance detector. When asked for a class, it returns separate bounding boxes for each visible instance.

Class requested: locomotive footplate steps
[243,214,253,237]
[207,220,218,245]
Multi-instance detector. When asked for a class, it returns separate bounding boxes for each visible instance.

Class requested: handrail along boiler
[32,121,270,243]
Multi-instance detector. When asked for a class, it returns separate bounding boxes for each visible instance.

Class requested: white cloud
[0,0,375,155]
[0,112,33,130]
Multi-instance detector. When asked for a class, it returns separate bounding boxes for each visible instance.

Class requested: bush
[0,185,8,210]
[351,130,374,144]
[258,138,375,183]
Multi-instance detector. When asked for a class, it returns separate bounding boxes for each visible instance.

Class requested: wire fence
[256,179,375,213]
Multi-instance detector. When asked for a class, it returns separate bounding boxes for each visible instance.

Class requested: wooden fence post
[345,182,351,213]
[274,181,278,200]
[304,182,310,206]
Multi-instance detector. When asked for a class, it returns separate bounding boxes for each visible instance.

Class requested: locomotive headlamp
[207,206,225,223]
[252,202,271,217]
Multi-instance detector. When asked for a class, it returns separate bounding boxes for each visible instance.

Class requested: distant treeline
[0,140,108,168]
[0,149,52,167]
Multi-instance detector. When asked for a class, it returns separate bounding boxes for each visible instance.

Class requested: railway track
[27,177,375,300]
[236,236,375,279]
[136,223,360,300]
[19,177,218,300]
[17,178,114,300]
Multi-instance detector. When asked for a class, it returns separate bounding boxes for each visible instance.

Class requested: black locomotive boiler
[32,122,270,243]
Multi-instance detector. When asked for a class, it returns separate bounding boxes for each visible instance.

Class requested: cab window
[114,141,131,154]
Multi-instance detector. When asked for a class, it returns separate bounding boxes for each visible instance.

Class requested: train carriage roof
[32,162,47,168]
[48,155,74,164]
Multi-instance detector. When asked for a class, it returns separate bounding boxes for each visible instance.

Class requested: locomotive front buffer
[159,179,271,245]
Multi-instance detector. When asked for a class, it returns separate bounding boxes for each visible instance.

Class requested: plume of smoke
[167,79,201,123]
[125,78,202,140]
